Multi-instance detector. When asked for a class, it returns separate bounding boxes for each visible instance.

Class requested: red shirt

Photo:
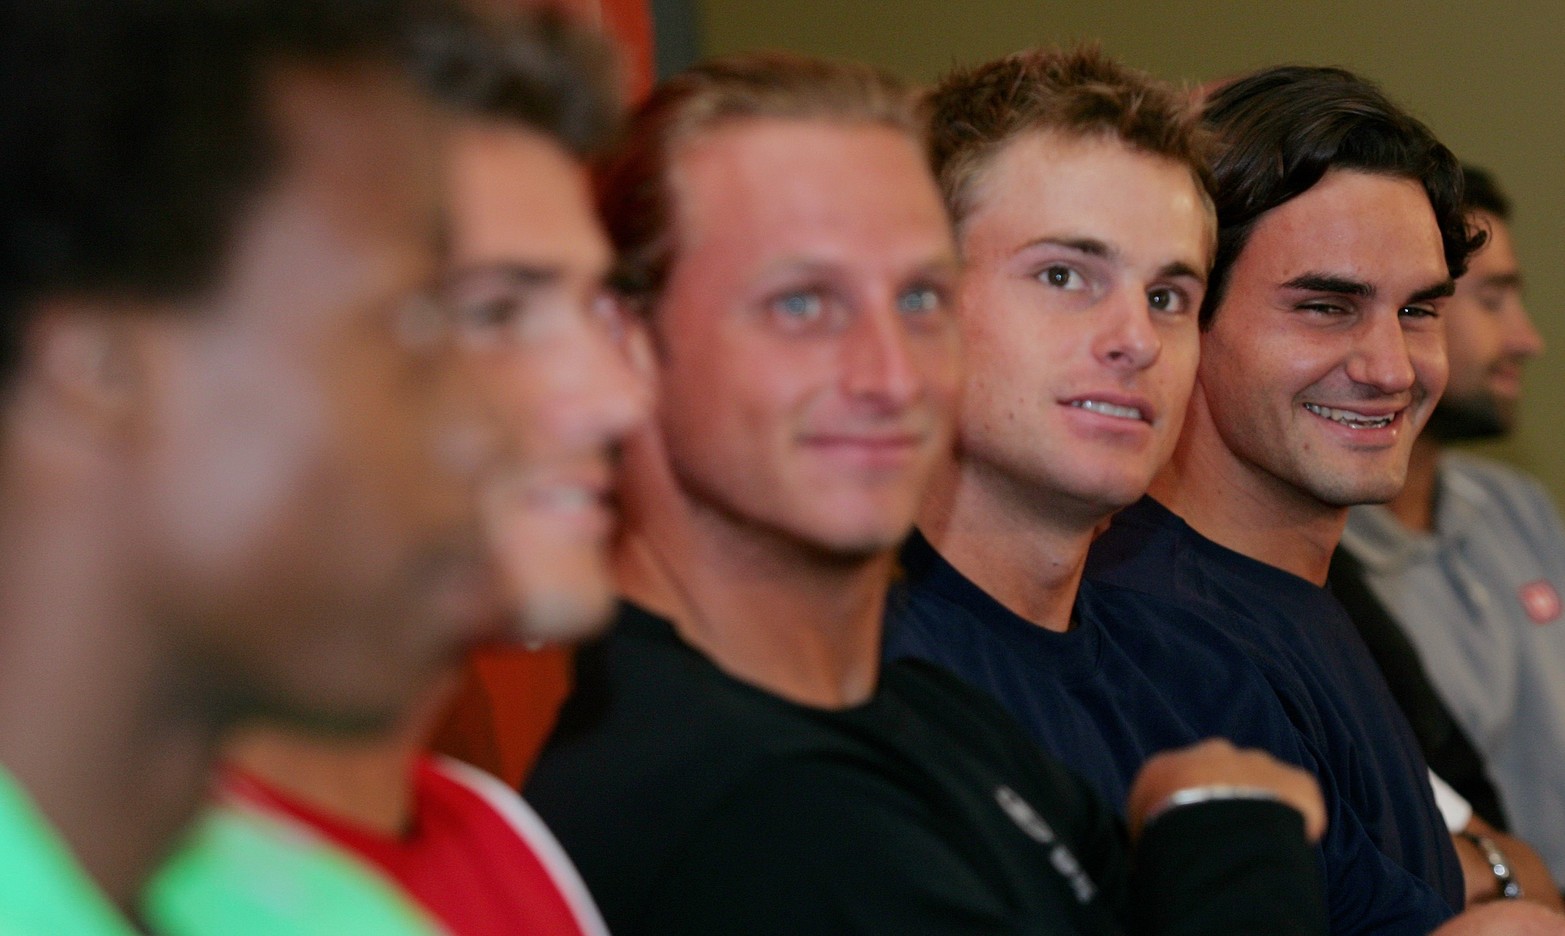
[227,756,608,936]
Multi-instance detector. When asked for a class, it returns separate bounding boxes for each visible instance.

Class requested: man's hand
[1456,816,1565,912]
[1126,738,1326,843]
[1431,900,1565,935]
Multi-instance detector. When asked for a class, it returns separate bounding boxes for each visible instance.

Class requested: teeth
[536,486,595,509]
[1303,403,1393,429]
[1071,400,1143,420]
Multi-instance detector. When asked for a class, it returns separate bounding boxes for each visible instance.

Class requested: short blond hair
[597,51,927,304]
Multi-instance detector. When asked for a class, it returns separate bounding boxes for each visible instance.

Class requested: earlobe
[28,302,149,434]
[619,306,658,381]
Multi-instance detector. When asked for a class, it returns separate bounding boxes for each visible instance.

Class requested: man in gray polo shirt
[1340,166,1565,891]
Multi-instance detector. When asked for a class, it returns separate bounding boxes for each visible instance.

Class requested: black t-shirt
[526,602,1323,936]
[1087,497,1464,923]
[1327,546,1510,830]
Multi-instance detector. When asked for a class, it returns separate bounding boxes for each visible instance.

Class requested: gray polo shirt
[1343,452,1565,887]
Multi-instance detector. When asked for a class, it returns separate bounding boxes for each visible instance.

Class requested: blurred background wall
[674,0,1565,507]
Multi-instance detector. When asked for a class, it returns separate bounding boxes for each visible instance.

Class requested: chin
[1305,473,1406,509]
[804,523,913,563]
[508,586,618,646]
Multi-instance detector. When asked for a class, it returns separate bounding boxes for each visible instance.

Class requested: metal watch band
[1459,831,1524,900]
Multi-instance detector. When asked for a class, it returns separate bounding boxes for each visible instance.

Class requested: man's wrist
[1459,831,1524,900]
[1140,784,1284,832]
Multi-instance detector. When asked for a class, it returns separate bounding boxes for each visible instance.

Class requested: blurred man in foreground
[0,1,501,931]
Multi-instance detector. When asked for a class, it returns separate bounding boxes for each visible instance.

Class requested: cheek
[1409,335,1448,396]
[914,329,964,411]
[1160,327,1201,393]
[474,352,554,455]
[151,354,330,579]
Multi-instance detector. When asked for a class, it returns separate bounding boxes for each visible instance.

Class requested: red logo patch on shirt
[1519,580,1562,624]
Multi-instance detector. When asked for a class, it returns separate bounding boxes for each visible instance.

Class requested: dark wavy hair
[408,6,620,158]
[1459,164,1511,221]
[0,0,433,388]
[1199,66,1483,328]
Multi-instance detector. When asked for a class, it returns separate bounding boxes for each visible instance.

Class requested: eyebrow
[446,262,564,289]
[1159,261,1207,284]
[1282,272,1456,305]
[1408,279,1456,303]
[1022,236,1115,260]
[1282,273,1374,298]
[1479,271,1525,290]
[1022,238,1206,283]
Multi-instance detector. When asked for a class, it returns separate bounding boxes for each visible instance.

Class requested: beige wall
[698,0,1565,505]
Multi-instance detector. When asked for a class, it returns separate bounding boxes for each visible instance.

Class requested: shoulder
[148,803,442,936]
[1444,453,1561,520]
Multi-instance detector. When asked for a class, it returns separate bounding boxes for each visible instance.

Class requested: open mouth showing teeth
[1303,403,1393,429]
[1070,400,1143,420]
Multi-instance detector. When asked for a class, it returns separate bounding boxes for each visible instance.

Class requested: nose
[573,310,653,448]
[840,302,922,409]
[1504,301,1546,361]
[1092,287,1161,372]
[1345,310,1417,393]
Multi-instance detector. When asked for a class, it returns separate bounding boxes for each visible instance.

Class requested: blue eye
[774,292,823,322]
[898,286,942,316]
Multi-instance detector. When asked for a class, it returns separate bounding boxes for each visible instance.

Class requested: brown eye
[1039,265,1084,290]
[1148,287,1185,313]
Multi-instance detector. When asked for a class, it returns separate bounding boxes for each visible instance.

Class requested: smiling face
[954,132,1210,524]
[644,118,961,558]
[1193,169,1451,510]
[445,121,647,644]
[1425,211,1543,441]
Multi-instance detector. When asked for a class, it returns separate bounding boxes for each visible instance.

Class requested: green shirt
[0,768,444,935]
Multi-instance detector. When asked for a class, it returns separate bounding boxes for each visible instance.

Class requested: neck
[225,678,454,838]
[1151,402,1343,586]
[0,510,220,913]
[616,510,890,711]
[1384,434,1441,533]
[919,460,1097,632]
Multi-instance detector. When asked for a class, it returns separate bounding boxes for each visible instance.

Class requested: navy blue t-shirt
[1085,497,1463,919]
[887,528,1457,935]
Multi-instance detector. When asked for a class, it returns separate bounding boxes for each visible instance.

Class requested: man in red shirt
[227,12,648,935]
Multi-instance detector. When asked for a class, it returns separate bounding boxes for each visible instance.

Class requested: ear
[615,295,663,377]
[619,312,657,384]
[24,300,154,441]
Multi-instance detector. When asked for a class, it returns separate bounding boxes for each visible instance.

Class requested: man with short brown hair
[528,50,1326,936]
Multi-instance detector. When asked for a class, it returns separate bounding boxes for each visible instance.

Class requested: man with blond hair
[528,50,1326,936]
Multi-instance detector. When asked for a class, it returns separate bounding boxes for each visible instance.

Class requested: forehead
[212,62,444,320]
[266,62,443,249]
[964,130,1213,262]
[667,117,954,273]
[445,121,609,272]
[1235,169,1445,287]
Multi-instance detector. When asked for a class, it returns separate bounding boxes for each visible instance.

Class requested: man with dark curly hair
[1084,66,1558,932]
[0,2,505,932]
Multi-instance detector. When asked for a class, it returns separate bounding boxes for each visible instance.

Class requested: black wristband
[1459,831,1523,900]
